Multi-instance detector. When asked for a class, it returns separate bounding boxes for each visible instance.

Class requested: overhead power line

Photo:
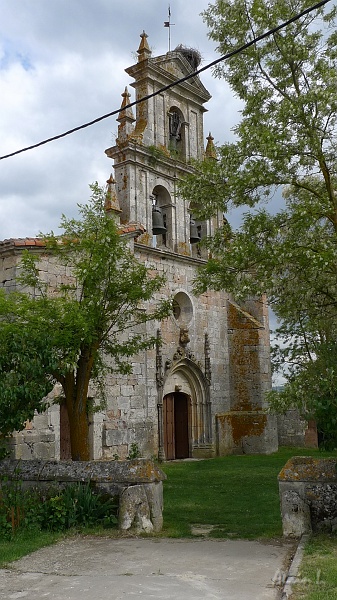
[0,0,331,161]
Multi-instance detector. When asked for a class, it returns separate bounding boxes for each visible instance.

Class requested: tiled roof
[0,224,146,252]
[0,238,46,250]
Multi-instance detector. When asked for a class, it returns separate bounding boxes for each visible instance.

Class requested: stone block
[32,413,49,429]
[216,411,278,455]
[278,457,337,536]
[103,428,129,447]
[14,443,34,460]
[130,396,145,410]
[33,442,55,460]
[36,433,55,443]
[119,484,154,533]
[279,481,311,537]
[143,482,163,532]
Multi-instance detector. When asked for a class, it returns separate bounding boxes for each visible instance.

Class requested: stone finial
[105,174,122,221]
[205,132,217,160]
[117,87,135,123]
[117,87,136,142]
[137,31,151,62]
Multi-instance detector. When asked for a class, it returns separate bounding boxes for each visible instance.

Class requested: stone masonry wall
[216,299,277,455]
[0,241,232,461]
[101,244,230,460]
[277,410,307,447]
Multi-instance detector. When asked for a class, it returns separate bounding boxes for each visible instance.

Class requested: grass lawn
[161,447,337,539]
[0,530,62,566]
[291,535,337,599]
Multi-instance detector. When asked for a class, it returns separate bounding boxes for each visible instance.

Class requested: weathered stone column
[156,329,166,462]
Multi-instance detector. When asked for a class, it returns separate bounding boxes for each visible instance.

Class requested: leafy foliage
[0,475,118,539]
[269,340,337,449]
[39,483,118,531]
[179,0,337,444]
[0,290,57,438]
[126,443,141,460]
[0,183,171,459]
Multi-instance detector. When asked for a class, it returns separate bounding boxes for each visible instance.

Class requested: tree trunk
[67,397,90,461]
[63,345,97,461]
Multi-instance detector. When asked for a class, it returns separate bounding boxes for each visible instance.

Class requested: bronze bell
[152,205,167,235]
[190,219,201,244]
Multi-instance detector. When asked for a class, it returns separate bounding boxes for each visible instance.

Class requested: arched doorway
[159,356,212,461]
[163,392,190,460]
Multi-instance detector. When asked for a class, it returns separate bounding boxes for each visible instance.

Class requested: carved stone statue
[169,110,181,144]
[179,327,190,347]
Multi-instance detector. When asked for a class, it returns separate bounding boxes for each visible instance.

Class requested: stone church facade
[0,33,285,461]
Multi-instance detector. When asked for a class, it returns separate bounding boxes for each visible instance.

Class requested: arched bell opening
[189,217,202,245]
[190,216,209,258]
[151,185,173,249]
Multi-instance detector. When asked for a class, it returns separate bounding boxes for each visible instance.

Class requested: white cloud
[0,0,238,240]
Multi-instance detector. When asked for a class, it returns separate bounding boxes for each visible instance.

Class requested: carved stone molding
[156,329,164,388]
[204,332,212,385]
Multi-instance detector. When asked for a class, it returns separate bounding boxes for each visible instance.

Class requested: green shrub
[0,477,118,537]
[127,443,141,460]
[40,493,67,531]
[40,482,118,530]
[0,474,28,538]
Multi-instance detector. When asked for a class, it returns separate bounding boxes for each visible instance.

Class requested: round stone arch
[161,358,212,460]
[152,184,173,249]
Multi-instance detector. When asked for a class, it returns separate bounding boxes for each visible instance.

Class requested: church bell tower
[105,31,219,257]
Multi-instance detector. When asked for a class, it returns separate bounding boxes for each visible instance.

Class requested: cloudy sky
[0,0,241,241]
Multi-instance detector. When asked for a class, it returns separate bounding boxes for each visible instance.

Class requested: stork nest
[174,45,202,70]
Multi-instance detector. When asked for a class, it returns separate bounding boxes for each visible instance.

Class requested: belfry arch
[160,359,212,460]
[151,184,173,249]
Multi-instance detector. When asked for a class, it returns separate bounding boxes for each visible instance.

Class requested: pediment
[153,53,211,101]
[126,51,211,103]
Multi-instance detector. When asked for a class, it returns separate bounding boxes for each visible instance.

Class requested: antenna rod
[164,4,175,52]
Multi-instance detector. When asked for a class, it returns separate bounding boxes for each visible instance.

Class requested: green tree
[179,0,337,444]
[0,183,171,460]
[0,290,57,439]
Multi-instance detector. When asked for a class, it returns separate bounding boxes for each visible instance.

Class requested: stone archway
[161,359,212,460]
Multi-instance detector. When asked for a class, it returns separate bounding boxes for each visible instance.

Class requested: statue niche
[168,107,185,158]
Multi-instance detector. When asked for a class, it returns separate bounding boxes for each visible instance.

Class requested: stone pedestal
[278,456,337,537]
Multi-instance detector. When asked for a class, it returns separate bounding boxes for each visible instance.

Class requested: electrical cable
[0,0,331,161]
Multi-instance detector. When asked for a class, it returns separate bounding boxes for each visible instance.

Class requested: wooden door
[174,393,189,459]
[164,393,189,460]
